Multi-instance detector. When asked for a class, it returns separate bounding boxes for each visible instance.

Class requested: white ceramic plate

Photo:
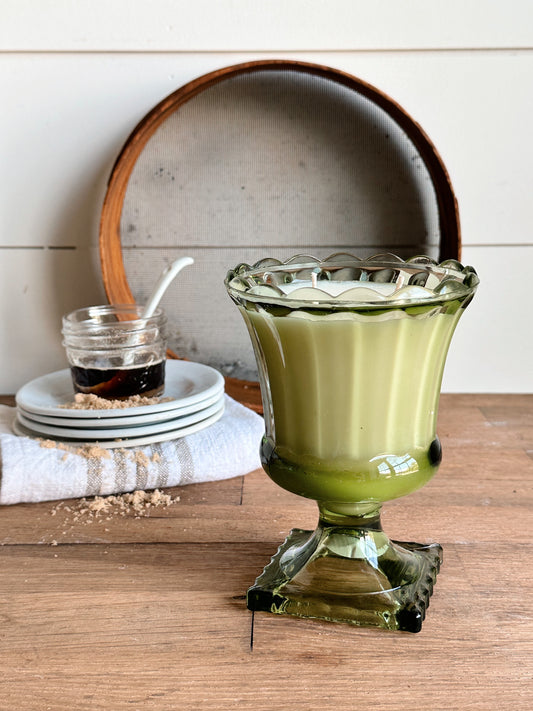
[15,360,225,418]
[17,388,223,428]
[12,403,225,449]
[16,396,225,440]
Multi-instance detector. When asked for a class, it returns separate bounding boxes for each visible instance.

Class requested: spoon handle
[142,257,194,318]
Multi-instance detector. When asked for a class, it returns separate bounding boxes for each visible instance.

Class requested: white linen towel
[0,395,264,505]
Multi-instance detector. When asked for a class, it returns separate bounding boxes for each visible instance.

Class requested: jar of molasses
[62,304,168,400]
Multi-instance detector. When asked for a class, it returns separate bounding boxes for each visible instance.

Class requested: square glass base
[247,528,442,633]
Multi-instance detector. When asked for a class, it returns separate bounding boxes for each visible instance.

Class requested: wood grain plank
[0,495,530,547]
[0,542,531,711]
[0,394,531,710]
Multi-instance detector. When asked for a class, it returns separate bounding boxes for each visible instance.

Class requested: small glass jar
[62,304,168,400]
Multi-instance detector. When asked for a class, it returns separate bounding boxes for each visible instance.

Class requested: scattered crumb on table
[48,489,181,534]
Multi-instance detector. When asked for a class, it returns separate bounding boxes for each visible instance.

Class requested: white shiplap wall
[1,0,532,393]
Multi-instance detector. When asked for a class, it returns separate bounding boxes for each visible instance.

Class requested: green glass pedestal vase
[225,253,478,632]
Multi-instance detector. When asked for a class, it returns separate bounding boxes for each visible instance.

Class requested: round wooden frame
[99,59,461,409]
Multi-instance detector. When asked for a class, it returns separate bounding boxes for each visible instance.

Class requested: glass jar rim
[62,304,167,331]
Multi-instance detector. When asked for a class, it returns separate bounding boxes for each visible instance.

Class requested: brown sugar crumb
[39,438,111,460]
[132,450,150,467]
[75,444,111,460]
[59,393,173,410]
[49,489,180,525]
[39,439,59,449]
[39,439,73,454]
[39,440,159,465]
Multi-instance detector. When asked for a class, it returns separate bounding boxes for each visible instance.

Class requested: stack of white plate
[14,360,225,449]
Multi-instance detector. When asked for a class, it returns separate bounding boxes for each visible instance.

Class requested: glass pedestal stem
[247,503,442,633]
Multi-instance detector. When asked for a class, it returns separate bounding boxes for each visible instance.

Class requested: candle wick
[311,270,319,289]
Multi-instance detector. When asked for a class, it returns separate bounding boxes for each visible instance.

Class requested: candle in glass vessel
[225,253,479,632]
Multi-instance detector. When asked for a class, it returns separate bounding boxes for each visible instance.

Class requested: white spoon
[121,257,194,367]
[142,257,194,318]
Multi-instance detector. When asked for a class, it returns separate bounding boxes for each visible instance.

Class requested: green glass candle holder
[225,253,479,632]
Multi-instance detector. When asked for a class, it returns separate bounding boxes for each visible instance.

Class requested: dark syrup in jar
[70,361,165,400]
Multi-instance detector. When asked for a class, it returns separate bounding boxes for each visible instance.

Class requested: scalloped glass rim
[225,252,479,308]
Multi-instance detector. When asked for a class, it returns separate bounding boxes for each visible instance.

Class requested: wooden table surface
[0,393,531,710]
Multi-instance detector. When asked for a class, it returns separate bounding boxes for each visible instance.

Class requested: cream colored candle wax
[241,300,463,509]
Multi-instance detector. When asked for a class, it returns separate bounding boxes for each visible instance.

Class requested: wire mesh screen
[118,69,441,380]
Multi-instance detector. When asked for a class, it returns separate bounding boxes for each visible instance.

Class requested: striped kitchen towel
[0,395,263,505]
